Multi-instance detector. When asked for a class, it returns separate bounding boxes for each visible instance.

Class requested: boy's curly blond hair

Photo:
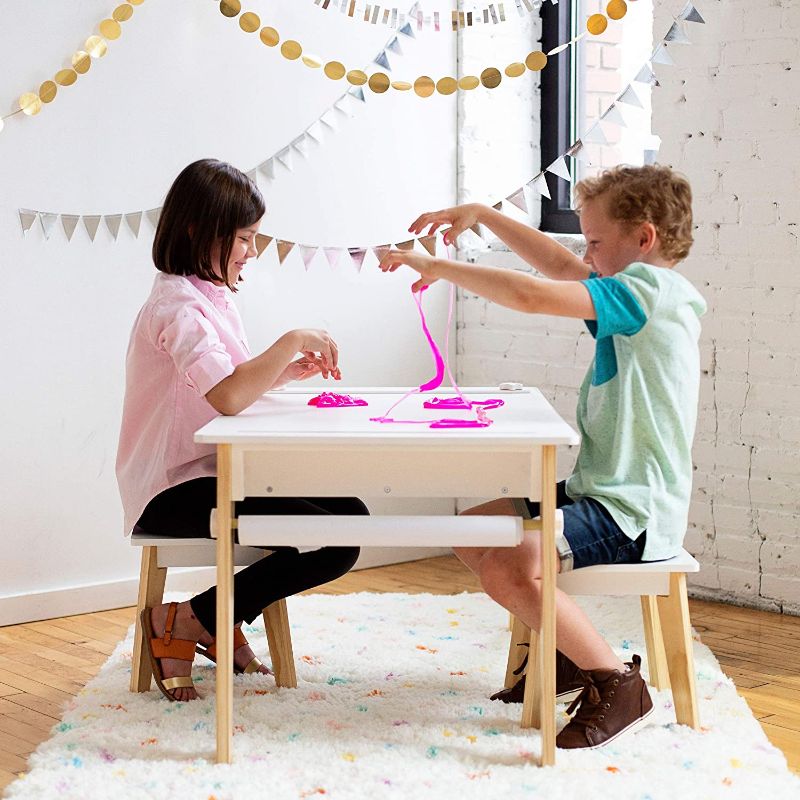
[574,164,694,262]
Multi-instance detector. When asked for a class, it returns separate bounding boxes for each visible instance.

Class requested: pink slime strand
[414,287,445,392]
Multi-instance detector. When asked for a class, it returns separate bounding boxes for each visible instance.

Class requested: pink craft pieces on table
[369,283,504,429]
[308,392,368,407]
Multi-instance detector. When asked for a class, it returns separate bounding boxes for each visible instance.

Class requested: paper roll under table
[213,512,524,548]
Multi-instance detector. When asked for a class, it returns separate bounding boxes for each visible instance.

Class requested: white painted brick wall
[457,0,800,614]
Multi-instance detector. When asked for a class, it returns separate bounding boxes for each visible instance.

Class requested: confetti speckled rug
[5,592,799,800]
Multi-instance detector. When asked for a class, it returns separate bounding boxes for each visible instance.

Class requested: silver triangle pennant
[583,123,609,145]
[387,37,403,55]
[664,21,691,44]
[323,247,343,269]
[83,214,102,241]
[545,156,572,181]
[348,247,367,271]
[374,50,391,71]
[652,43,675,65]
[299,245,318,270]
[617,84,643,108]
[19,209,38,234]
[125,212,142,238]
[145,207,162,230]
[105,214,123,240]
[349,86,366,103]
[398,22,415,37]
[61,214,80,241]
[530,173,551,200]
[39,212,59,240]
[678,2,705,23]
[634,63,658,85]
[601,103,628,126]
[506,187,528,213]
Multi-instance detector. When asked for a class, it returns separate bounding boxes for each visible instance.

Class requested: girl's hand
[378,250,439,293]
[293,329,341,380]
[407,203,484,247]
[281,356,323,383]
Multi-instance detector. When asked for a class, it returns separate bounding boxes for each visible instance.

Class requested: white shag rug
[5,592,799,800]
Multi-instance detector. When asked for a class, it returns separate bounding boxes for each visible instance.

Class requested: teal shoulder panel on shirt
[581,270,648,386]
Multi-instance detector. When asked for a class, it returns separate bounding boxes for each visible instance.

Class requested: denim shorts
[522,481,646,572]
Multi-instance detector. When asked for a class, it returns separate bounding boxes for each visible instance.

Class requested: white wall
[0,1,459,624]
[458,1,800,614]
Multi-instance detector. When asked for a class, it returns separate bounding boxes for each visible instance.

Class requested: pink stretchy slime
[308,392,368,408]
[370,281,503,429]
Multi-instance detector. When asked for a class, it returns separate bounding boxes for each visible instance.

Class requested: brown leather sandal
[140,602,198,701]
[195,627,268,675]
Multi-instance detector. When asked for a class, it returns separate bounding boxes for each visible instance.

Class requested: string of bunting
[216,0,634,96]
[17,0,705,267]
[0,1,143,137]
[243,0,706,268]
[310,0,558,32]
[16,5,420,243]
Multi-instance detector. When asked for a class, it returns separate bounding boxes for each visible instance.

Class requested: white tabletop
[195,387,579,449]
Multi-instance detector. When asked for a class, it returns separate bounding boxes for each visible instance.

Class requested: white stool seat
[557,549,699,596]
[130,532,266,568]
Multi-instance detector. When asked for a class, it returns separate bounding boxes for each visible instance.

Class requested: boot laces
[565,674,614,730]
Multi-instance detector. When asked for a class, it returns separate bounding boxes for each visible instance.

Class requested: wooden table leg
[216,444,235,764]
[537,445,557,766]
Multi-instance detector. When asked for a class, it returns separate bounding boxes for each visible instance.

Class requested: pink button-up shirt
[116,273,250,535]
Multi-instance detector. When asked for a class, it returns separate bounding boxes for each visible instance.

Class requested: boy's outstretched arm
[378,250,596,320]
[407,203,591,282]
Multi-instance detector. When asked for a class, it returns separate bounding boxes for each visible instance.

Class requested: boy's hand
[407,203,484,246]
[378,250,439,292]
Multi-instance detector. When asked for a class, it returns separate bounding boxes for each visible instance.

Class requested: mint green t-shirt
[565,262,707,561]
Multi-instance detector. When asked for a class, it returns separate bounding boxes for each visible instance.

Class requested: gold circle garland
[219,0,629,96]
[3,2,139,132]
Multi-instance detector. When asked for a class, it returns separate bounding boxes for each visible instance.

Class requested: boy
[378,165,706,749]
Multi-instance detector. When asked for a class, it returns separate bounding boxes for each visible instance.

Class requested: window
[540,0,654,233]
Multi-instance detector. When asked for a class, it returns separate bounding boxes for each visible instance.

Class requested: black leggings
[136,477,364,635]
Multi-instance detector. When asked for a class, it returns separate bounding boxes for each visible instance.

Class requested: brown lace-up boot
[490,645,586,704]
[556,654,654,749]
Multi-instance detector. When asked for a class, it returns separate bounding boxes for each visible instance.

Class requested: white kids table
[194,387,579,765]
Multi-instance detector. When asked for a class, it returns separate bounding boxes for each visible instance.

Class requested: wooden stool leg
[656,573,700,729]
[504,614,532,688]
[129,546,167,693]
[263,598,297,688]
[640,595,670,691]
[520,628,541,730]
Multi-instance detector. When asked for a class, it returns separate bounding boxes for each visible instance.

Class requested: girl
[117,159,365,702]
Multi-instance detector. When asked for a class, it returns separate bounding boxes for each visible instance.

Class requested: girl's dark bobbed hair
[152,158,265,291]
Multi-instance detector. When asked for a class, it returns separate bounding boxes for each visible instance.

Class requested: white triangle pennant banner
[61,214,80,241]
[531,173,551,200]
[83,214,102,242]
[323,247,343,269]
[679,2,705,23]
[664,21,691,44]
[617,84,643,108]
[583,123,609,145]
[258,159,276,180]
[125,212,142,238]
[348,247,367,272]
[305,120,325,144]
[320,110,338,129]
[299,245,319,270]
[18,209,38,234]
[104,214,122,240]
[145,207,162,230]
[292,135,310,158]
[276,147,294,171]
[601,103,628,127]
[506,187,528,213]
[545,156,572,181]
[634,63,658,85]
[652,43,675,65]
[39,212,59,240]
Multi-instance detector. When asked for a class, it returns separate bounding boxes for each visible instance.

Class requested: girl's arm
[206,329,338,415]
[408,203,591,282]
[378,251,596,320]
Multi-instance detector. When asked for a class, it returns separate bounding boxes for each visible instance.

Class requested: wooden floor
[1,555,798,792]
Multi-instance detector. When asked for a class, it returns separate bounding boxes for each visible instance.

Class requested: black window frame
[539,0,581,234]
